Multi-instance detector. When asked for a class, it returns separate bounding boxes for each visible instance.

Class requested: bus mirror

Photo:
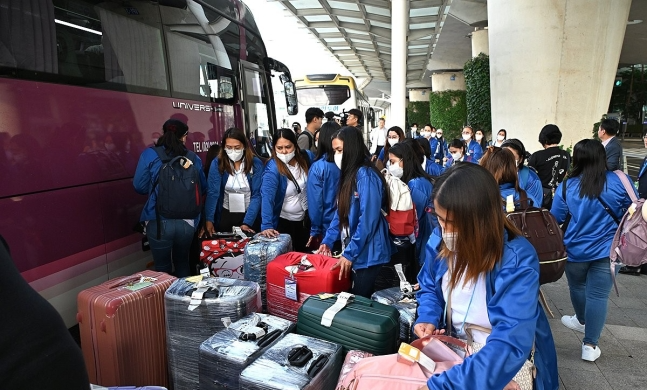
[284,81,298,115]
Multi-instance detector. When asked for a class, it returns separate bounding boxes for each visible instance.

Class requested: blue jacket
[550,171,637,262]
[133,147,207,226]
[416,228,559,390]
[465,139,483,162]
[433,138,448,162]
[424,158,442,176]
[322,166,393,269]
[261,151,314,230]
[519,166,544,208]
[408,177,433,265]
[499,182,523,206]
[204,157,264,226]
[443,154,475,169]
[307,157,341,236]
[604,137,623,171]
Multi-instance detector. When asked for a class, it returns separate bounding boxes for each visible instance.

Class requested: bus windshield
[297,86,351,106]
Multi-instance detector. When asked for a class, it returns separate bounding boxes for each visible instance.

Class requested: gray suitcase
[244,234,292,311]
[371,287,417,343]
[198,313,295,390]
[239,333,342,390]
[165,277,261,390]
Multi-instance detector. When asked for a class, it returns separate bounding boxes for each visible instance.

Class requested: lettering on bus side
[172,101,224,113]
[193,141,218,153]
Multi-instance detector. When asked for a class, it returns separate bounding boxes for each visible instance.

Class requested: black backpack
[299,131,314,150]
[153,147,202,236]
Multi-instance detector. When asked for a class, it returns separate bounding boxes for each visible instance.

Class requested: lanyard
[285,165,303,194]
[443,258,478,336]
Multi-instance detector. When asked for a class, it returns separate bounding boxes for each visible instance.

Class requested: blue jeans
[565,258,613,346]
[147,219,194,277]
[351,264,383,298]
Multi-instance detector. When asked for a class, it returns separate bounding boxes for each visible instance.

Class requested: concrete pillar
[391,0,408,127]
[488,0,631,152]
[471,29,489,57]
[431,72,466,92]
[409,89,431,102]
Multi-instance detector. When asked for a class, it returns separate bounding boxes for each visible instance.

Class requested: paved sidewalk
[541,271,647,389]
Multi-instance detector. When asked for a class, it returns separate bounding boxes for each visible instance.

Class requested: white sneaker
[561,314,585,333]
[582,343,601,362]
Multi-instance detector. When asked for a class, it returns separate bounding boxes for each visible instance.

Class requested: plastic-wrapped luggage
[165,277,261,390]
[371,287,417,343]
[244,234,293,311]
[335,350,374,389]
[198,313,295,390]
[90,386,167,390]
[78,271,176,387]
[267,252,351,322]
[296,292,400,355]
[239,333,343,390]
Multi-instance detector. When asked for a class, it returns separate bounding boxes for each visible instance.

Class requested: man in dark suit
[598,119,623,171]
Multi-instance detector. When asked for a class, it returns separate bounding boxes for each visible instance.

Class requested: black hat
[538,124,562,145]
[163,119,189,138]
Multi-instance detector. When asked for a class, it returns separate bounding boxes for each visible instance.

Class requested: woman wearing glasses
[204,128,264,235]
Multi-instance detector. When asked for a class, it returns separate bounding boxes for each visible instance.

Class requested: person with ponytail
[204,128,263,235]
[317,126,393,298]
[133,119,207,277]
[260,128,315,251]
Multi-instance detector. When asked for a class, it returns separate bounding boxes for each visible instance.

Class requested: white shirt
[370,126,387,153]
[222,162,251,211]
[441,266,491,344]
[280,164,307,221]
[602,136,614,147]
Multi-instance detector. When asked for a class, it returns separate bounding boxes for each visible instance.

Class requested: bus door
[240,60,274,158]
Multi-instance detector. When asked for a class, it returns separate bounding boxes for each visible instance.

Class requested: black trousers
[218,208,261,232]
[278,216,311,252]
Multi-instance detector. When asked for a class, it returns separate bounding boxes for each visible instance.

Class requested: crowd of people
[132,110,647,390]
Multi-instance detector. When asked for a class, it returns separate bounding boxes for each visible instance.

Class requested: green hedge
[464,53,491,132]
[406,101,431,127]
[429,90,467,141]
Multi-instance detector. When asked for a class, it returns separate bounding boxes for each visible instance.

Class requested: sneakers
[561,314,585,333]
[582,343,601,362]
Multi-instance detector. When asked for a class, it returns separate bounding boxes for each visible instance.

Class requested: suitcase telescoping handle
[106,273,159,289]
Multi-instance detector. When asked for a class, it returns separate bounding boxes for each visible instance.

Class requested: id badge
[229,193,246,213]
[285,278,298,301]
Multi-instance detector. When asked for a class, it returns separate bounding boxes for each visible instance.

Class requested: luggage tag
[188,285,210,311]
[285,278,298,301]
[394,263,414,297]
[229,193,246,213]
[321,292,354,327]
[506,195,515,213]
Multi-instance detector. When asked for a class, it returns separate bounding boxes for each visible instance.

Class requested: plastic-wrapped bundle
[165,277,261,390]
[244,234,293,311]
[335,350,374,389]
[199,313,295,390]
[371,287,417,342]
[239,333,343,390]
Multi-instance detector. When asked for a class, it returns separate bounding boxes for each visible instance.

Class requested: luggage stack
[371,287,418,343]
[239,333,343,390]
[198,313,295,390]
[165,277,261,390]
[296,292,400,355]
[266,252,350,322]
[244,234,293,311]
[77,271,176,387]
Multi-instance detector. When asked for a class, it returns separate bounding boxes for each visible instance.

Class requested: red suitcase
[266,252,351,322]
[77,270,176,387]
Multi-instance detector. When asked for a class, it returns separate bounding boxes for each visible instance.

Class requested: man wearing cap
[528,124,571,209]
[345,108,363,129]
[298,107,323,153]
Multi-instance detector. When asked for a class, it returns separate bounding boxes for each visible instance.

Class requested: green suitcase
[296,292,400,355]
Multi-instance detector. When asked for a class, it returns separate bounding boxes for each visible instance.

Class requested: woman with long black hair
[551,139,637,362]
[260,128,314,251]
[317,127,393,298]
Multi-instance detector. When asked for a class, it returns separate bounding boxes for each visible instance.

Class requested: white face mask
[387,138,399,146]
[436,133,443,139]
[430,132,437,138]
[497,135,505,141]
[475,134,483,141]
[388,161,403,178]
[226,149,244,162]
[451,152,462,161]
[462,133,472,141]
[442,231,457,252]
[420,131,431,138]
[334,153,343,170]
[277,151,295,164]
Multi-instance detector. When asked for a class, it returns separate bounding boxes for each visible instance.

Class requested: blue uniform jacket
[409,178,433,265]
[519,166,544,208]
[307,156,341,236]
[133,147,207,226]
[465,139,483,162]
[499,182,523,206]
[443,155,475,169]
[204,157,264,226]
[424,158,442,176]
[416,228,559,390]
[322,166,393,269]
[261,151,314,230]
[433,138,448,162]
[550,171,637,262]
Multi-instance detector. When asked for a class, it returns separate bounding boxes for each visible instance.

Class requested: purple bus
[0,0,297,327]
